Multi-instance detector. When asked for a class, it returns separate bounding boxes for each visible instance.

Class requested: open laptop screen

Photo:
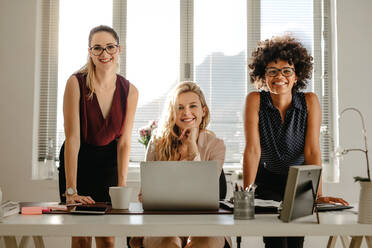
[140,161,219,211]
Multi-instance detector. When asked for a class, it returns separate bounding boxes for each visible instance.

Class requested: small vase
[358,181,372,224]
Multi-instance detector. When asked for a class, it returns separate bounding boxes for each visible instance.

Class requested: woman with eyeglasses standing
[243,35,348,248]
[58,25,138,248]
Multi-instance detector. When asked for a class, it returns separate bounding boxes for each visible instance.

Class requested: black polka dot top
[258,91,307,175]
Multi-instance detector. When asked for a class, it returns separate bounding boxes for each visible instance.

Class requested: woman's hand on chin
[179,127,199,145]
[178,127,199,160]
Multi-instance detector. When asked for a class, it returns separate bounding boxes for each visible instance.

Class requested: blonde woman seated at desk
[130,82,232,248]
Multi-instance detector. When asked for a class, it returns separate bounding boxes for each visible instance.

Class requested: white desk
[0,208,371,248]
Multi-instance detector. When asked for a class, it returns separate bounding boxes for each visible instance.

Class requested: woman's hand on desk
[66,194,95,205]
[317,196,349,206]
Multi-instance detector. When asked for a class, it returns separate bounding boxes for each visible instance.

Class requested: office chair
[219,169,227,200]
[126,169,235,248]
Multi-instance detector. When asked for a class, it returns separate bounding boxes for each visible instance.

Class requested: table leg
[3,237,17,248]
[0,237,4,248]
[327,236,338,248]
[365,236,372,248]
[32,236,45,248]
[18,236,30,248]
[350,236,363,248]
[340,236,350,248]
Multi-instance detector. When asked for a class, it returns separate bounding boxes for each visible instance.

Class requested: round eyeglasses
[265,67,295,77]
[89,44,119,56]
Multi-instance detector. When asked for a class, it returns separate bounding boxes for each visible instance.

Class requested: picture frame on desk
[279,165,322,222]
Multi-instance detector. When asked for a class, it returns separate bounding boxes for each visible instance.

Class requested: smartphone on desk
[70,206,108,215]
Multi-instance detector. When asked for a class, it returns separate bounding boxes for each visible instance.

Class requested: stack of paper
[254,199,281,208]
[1,201,20,217]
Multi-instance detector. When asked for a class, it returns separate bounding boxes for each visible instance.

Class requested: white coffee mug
[109,186,132,209]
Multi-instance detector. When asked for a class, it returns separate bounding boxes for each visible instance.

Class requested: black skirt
[58,140,118,203]
[255,165,304,248]
[255,164,289,202]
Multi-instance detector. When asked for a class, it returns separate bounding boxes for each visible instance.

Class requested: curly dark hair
[248,35,313,92]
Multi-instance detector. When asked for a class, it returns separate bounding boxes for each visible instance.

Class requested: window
[193,0,247,162]
[38,0,336,167]
[126,0,180,161]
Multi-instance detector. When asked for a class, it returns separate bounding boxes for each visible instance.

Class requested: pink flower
[138,120,158,147]
[139,129,146,137]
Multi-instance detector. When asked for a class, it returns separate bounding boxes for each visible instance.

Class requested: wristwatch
[66,187,77,196]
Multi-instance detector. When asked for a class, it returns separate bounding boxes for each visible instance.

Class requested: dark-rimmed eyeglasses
[265,67,295,77]
[89,44,119,56]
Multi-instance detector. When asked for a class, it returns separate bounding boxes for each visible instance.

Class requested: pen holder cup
[233,191,255,220]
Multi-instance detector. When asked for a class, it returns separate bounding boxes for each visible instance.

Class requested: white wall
[0,0,371,247]
[0,0,60,202]
[324,0,372,204]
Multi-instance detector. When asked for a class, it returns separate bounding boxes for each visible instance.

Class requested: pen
[236,184,243,191]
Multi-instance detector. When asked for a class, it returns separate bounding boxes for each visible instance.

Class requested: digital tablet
[316,203,353,212]
[70,206,108,215]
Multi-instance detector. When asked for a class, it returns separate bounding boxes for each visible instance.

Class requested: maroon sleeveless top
[75,73,130,146]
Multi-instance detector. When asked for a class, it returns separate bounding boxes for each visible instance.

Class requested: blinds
[191,0,332,163]
[257,0,334,163]
[39,0,114,160]
[321,0,337,163]
[38,0,335,165]
[113,0,127,77]
[37,0,59,161]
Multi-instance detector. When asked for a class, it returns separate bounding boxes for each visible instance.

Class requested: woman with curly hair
[130,82,231,248]
[243,35,348,248]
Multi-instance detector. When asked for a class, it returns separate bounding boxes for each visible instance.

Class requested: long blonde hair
[153,82,210,161]
[77,25,120,99]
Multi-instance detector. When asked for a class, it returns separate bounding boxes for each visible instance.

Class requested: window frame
[36,0,337,175]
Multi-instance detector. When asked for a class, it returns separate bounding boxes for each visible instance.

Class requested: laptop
[140,161,219,211]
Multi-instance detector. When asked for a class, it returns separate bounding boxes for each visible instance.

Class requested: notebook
[140,161,219,211]
[219,199,280,214]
